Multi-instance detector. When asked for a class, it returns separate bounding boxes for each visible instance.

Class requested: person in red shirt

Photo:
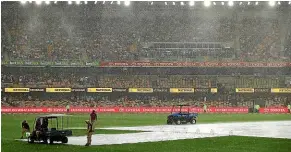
[89,110,97,131]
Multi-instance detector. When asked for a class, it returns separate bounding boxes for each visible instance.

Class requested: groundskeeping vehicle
[167,105,198,125]
[28,114,73,144]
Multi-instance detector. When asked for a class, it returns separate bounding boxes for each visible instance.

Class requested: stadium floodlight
[117,1,120,5]
[20,1,27,5]
[150,1,153,5]
[204,0,211,7]
[255,1,258,5]
[35,1,42,5]
[278,1,281,5]
[239,2,242,5]
[76,1,80,5]
[124,1,130,6]
[165,2,167,5]
[103,1,105,4]
[289,1,291,5]
[228,0,233,6]
[68,1,72,5]
[94,1,97,4]
[54,1,57,4]
[221,2,224,5]
[247,1,250,5]
[213,2,216,5]
[29,1,32,3]
[189,1,194,6]
[269,1,275,7]
[181,2,184,5]
[84,1,87,4]
[111,1,113,4]
[173,2,175,5]
[45,1,50,5]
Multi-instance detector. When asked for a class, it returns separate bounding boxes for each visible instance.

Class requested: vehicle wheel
[28,136,34,143]
[175,119,181,125]
[49,138,54,144]
[190,119,196,124]
[61,137,68,144]
[167,118,173,125]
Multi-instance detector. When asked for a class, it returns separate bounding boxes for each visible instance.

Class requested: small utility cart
[28,114,73,144]
[167,105,198,125]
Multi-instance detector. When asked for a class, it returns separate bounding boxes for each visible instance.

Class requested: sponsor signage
[5,88,30,92]
[271,88,291,93]
[128,88,153,93]
[100,61,291,67]
[170,88,194,93]
[87,88,113,92]
[1,107,249,114]
[254,88,270,93]
[46,88,72,92]
[235,88,254,93]
[30,88,45,92]
[72,88,86,92]
[211,88,218,93]
[112,88,127,92]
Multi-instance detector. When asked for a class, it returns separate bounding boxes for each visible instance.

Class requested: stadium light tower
[117,1,120,5]
[173,2,175,5]
[20,1,27,5]
[35,1,42,5]
[54,1,57,4]
[228,0,233,6]
[76,1,81,5]
[255,1,259,5]
[204,0,211,7]
[68,1,72,5]
[189,1,194,6]
[213,2,216,5]
[84,1,87,4]
[221,2,224,5]
[124,0,130,6]
[181,2,184,5]
[45,1,50,5]
[269,0,275,7]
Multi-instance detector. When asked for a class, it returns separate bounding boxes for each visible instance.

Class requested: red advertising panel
[259,107,289,113]
[100,62,291,67]
[1,107,249,114]
[208,107,249,113]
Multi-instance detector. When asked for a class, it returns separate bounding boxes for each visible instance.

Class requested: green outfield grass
[1,113,291,152]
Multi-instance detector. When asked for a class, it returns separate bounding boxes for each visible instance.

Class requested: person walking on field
[85,120,94,146]
[89,110,97,131]
[203,104,207,113]
[66,104,70,113]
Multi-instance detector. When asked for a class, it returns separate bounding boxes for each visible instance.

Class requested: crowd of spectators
[1,2,290,62]
[2,72,288,88]
[2,93,289,109]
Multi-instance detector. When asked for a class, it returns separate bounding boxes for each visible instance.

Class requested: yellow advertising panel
[235,88,254,93]
[87,88,113,92]
[170,88,194,93]
[271,88,291,93]
[46,88,71,92]
[128,88,153,93]
[5,88,30,92]
[211,88,218,93]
